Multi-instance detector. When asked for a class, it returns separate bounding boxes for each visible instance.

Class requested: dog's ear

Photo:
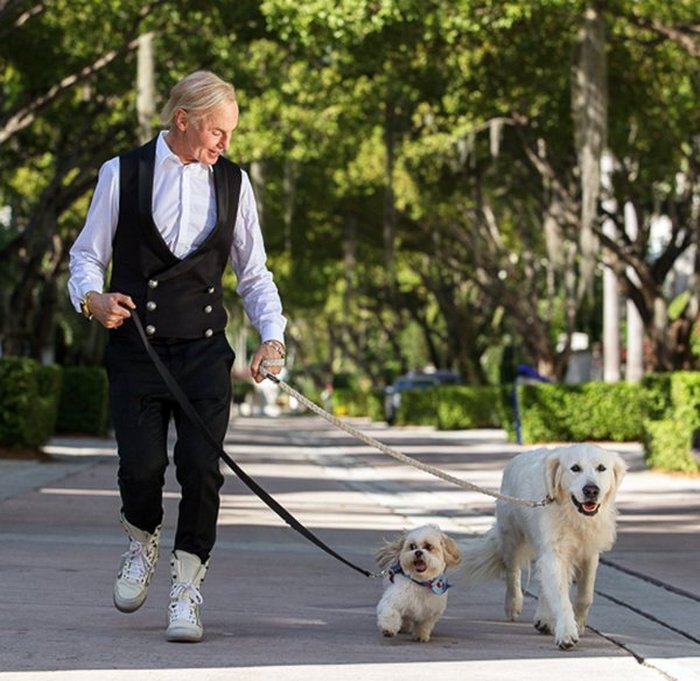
[546,452,564,502]
[610,453,628,495]
[441,534,462,567]
[375,533,405,570]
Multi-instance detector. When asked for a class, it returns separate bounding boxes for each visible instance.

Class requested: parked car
[383,370,460,424]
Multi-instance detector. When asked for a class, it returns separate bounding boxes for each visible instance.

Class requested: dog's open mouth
[572,495,599,516]
[413,558,428,573]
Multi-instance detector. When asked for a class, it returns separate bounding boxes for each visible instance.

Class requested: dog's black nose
[583,483,599,500]
[414,549,423,558]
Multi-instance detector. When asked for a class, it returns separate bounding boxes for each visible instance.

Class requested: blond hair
[160,70,237,128]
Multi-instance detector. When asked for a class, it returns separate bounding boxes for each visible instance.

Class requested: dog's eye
[570,464,581,472]
[409,543,417,550]
[424,543,433,552]
[596,464,607,472]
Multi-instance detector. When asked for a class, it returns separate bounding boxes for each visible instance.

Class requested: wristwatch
[80,291,96,320]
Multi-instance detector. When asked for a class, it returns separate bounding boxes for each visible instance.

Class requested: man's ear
[173,107,188,132]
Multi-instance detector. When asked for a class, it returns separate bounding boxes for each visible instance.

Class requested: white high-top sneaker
[113,515,161,613]
[166,550,209,642]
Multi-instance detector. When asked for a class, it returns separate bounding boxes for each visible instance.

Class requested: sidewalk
[0,415,698,680]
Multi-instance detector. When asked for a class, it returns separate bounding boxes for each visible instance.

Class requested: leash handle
[129,312,373,579]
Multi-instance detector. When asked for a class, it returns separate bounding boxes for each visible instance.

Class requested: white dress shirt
[68,132,286,342]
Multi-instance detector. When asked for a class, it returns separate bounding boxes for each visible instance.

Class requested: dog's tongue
[414,559,427,573]
[583,502,598,512]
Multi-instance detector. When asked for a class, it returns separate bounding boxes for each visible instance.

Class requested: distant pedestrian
[68,70,287,642]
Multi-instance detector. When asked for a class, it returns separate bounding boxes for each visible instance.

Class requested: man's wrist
[80,290,99,320]
[263,339,286,358]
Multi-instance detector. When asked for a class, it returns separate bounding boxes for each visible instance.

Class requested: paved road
[0,415,698,680]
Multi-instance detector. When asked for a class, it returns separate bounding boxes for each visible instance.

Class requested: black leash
[130,311,372,578]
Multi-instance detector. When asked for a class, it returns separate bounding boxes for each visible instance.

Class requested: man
[68,71,286,642]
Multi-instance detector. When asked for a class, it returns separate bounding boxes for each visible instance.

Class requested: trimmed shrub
[395,387,437,426]
[0,357,62,449]
[640,373,673,420]
[518,383,573,443]
[642,372,700,472]
[436,386,502,430]
[571,382,645,441]
[642,418,698,473]
[56,366,110,436]
[332,388,382,419]
[516,381,645,444]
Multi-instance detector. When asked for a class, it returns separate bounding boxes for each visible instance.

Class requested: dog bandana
[388,563,451,595]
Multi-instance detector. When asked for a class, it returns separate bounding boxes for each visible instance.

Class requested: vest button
[145,325,156,336]
[203,305,212,314]
[146,301,157,311]
[204,328,213,338]
[148,279,159,289]
[207,286,215,294]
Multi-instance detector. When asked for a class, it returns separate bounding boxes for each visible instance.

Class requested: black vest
[110,137,242,341]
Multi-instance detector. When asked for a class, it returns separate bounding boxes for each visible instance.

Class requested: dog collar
[388,563,451,595]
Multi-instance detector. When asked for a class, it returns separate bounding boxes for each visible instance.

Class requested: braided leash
[260,362,552,509]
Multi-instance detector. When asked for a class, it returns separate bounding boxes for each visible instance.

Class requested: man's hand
[250,342,284,383]
[88,292,136,329]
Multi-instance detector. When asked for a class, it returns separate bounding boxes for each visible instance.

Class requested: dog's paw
[412,633,431,642]
[554,622,579,650]
[506,603,522,621]
[534,619,552,635]
[381,628,397,638]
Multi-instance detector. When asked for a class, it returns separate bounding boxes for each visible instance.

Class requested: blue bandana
[388,563,451,595]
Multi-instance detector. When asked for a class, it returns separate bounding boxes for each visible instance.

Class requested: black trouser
[105,332,234,562]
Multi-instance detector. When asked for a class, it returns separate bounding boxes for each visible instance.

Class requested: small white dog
[375,524,461,642]
[461,443,627,649]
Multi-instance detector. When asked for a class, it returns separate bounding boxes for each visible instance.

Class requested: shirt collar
[156,131,214,174]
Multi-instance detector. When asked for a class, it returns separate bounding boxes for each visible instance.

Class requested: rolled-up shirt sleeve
[230,170,287,342]
[67,159,120,311]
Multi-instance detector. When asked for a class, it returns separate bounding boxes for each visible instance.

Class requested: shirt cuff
[260,323,286,344]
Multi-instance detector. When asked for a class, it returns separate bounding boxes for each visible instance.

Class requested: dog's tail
[460,527,506,589]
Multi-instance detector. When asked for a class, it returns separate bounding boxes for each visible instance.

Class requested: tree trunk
[572,3,607,298]
[137,32,155,144]
[624,202,644,380]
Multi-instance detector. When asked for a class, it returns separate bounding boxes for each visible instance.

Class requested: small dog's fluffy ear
[441,533,461,567]
[375,533,405,570]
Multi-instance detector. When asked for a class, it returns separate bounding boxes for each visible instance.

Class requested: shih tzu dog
[375,524,461,642]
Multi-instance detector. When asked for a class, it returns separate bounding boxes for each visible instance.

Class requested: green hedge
[395,388,437,426]
[436,386,502,429]
[332,388,383,420]
[56,366,110,436]
[516,381,645,443]
[0,358,62,449]
[395,385,502,430]
[641,371,700,472]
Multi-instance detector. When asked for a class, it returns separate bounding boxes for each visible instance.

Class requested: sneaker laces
[120,540,156,584]
[169,582,203,623]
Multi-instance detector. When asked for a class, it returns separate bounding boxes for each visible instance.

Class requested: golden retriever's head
[375,524,461,581]
[546,444,627,516]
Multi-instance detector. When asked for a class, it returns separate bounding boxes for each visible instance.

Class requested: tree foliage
[0,0,698,386]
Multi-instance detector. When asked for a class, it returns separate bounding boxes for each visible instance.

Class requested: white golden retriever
[461,444,627,649]
[375,524,461,642]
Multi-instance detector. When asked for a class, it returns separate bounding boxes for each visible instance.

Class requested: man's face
[175,101,239,165]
